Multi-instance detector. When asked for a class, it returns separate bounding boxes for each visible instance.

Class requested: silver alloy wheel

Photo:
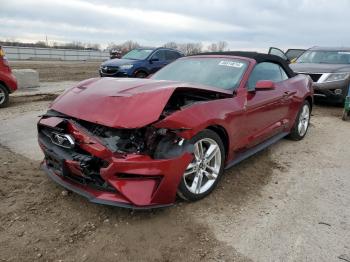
[0,88,5,105]
[183,138,222,195]
[298,104,310,136]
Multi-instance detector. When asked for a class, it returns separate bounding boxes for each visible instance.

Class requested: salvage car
[38,52,313,208]
[100,47,183,78]
[0,46,17,108]
[290,47,350,103]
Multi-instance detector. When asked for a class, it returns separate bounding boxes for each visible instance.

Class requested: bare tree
[217,41,228,51]
[178,42,203,55]
[207,43,218,52]
[163,42,178,49]
[207,41,228,52]
[107,40,140,54]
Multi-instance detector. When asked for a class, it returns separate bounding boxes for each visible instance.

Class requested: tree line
[107,40,228,55]
[1,39,229,55]
[0,40,101,51]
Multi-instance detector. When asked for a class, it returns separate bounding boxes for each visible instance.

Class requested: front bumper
[38,117,193,209]
[99,69,129,77]
[313,80,350,103]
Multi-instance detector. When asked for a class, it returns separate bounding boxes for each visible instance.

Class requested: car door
[268,47,289,62]
[242,62,290,148]
[148,50,168,74]
[285,49,306,61]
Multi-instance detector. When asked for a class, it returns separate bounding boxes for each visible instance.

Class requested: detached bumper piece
[342,86,350,121]
[38,117,192,209]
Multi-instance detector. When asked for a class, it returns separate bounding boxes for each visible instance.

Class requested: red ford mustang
[38,52,313,209]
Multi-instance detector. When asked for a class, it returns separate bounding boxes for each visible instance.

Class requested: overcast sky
[1,0,350,51]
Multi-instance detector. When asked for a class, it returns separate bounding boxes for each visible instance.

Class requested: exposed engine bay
[161,88,229,117]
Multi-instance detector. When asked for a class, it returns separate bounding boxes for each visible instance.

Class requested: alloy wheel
[0,88,5,105]
[298,104,310,136]
[183,138,222,195]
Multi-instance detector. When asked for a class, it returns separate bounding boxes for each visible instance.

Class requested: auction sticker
[218,61,244,68]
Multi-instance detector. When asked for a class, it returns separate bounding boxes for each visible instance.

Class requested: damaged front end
[38,81,231,208]
[38,110,194,208]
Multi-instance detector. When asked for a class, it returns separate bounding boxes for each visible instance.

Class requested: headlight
[325,73,350,82]
[119,64,134,70]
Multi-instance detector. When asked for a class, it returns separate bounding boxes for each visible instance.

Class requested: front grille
[39,122,115,193]
[306,73,323,82]
[101,66,119,74]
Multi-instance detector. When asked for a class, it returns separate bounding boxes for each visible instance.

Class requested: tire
[288,100,311,141]
[177,129,225,201]
[135,71,148,78]
[0,84,9,108]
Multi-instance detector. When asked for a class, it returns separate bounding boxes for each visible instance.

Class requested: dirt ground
[9,61,101,82]
[0,99,349,262]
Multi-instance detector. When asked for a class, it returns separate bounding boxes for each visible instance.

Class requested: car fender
[153,96,246,161]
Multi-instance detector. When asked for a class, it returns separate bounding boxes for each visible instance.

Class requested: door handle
[283,91,295,97]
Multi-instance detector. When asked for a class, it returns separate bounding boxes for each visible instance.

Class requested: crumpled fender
[153,97,239,139]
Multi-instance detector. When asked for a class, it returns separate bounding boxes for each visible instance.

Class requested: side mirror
[149,58,159,63]
[255,80,275,90]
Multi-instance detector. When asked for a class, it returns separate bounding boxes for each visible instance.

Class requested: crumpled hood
[290,63,350,73]
[50,78,229,129]
[101,58,138,67]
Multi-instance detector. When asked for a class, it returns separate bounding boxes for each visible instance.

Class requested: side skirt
[225,132,289,170]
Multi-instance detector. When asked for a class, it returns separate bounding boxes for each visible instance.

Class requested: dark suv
[290,47,350,103]
[0,46,17,108]
[100,47,183,78]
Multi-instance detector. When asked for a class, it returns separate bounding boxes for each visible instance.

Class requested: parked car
[0,46,17,108]
[289,47,350,103]
[38,52,313,208]
[100,47,183,78]
[109,49,122,59]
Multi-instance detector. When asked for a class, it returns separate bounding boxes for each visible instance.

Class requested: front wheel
[288,101,311,140]
[135,71,148,78]
[177,129,225,201]
[0,84,9,108]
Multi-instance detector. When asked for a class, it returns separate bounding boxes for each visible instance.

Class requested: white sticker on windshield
[218,61,244,68]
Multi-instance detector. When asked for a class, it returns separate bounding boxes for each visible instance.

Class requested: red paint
[39,55,313,208]
[0,47,17,93]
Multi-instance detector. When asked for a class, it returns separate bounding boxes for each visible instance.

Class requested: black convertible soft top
[193,51,296,77]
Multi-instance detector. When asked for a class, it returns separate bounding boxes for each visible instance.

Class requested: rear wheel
[0,84,9,108]
[288,101,311,140]
[177,129,225,201]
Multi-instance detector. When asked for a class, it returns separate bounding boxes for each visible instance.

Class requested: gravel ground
[0,100,349,262]
[9,61,102,82]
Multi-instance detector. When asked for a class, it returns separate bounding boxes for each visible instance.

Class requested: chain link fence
[3,46,109,61]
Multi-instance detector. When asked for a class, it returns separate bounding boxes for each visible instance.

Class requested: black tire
[177,129,225,201]
[0,84,9,108]
[135,71,148,78]
[288,100,311,141]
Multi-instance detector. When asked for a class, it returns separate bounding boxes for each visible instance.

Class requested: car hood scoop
[50,78,230,128]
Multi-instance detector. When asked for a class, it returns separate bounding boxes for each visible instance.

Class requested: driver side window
[247,62,288,91]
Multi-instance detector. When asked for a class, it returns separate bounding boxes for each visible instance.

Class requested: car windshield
[296,50,350,64]
[151,57,248,90]
[122,49,153,60]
